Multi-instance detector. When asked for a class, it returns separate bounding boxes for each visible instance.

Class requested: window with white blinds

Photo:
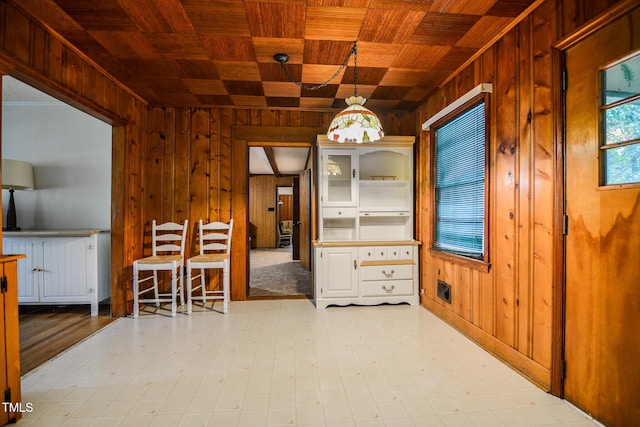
[433,100,486,259]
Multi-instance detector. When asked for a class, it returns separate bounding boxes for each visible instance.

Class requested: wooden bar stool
[186,219,233,314]
[132,220,188,318]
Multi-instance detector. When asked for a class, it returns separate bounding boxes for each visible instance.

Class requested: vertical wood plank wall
[279,194,293,223]
[415,0,625,389]
[250,175,294,248]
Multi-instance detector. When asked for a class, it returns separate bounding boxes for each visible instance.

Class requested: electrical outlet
[420,288,425,295]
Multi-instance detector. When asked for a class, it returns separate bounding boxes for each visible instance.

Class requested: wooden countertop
[3,229,110,237]
[313,240,421,247]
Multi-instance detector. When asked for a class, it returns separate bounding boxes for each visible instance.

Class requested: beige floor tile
[19,300,597,426]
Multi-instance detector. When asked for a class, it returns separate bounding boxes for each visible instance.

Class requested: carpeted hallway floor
[249,247,312,297]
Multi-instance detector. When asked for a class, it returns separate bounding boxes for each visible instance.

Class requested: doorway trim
[550,0,640,397]
[231,126,322,301]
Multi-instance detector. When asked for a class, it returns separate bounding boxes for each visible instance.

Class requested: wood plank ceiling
[12,0,537,112]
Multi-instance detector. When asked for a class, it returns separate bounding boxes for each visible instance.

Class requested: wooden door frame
[292,177,300,260]
[550,0,640,397]
[230,126,322,301]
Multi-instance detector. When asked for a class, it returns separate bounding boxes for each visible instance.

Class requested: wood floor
[19,304,115,375]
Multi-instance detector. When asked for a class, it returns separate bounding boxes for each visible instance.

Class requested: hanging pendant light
[274,41,383,143]
[327,95,384,143]
[327,41,383,143]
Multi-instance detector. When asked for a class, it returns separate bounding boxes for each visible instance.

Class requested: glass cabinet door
[323,152,357,206]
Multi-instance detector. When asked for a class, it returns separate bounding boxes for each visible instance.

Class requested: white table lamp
[2,159,34,231]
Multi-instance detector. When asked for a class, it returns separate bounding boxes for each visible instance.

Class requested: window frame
[428,92,490,270]
[598,51,640,187]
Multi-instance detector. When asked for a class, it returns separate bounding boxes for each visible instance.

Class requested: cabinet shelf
[359,211,410,216]
[359,180,410,212]
[359,215,411,241]
[359,179,410,184]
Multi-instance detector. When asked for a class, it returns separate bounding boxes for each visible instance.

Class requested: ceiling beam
[263,147,281,177]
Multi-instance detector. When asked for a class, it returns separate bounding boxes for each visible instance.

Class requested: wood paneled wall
[0,0,147,317]
[278,194,293,223]
[415,0,627,391]
[250,175,293,248]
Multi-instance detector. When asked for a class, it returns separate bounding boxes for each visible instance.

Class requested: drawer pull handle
[354,260,357,270]
[381,269,395,278]
[382,285,395,293]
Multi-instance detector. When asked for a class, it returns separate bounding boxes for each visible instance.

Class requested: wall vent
[437,280,452,304]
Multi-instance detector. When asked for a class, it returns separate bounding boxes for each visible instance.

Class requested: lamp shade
[327,159,342,176]
[327,96,384,143]
[2,159,34,190]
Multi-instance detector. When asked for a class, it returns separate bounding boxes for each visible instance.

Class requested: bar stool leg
[186,260,193,315]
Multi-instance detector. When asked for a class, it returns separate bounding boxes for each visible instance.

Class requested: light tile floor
[19,300,598,426]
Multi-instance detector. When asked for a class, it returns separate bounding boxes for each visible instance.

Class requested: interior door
[292,177,300,260]
[299,169,312,270]
[564,7,640,427]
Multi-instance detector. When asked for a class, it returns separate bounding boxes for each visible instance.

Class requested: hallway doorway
[1,75,115,373]
[247,142,313,299]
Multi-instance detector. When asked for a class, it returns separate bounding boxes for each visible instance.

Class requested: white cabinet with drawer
[314,243,419,308]
[2,230,111,316]
[360,262,414,298]
[314,135,420,308]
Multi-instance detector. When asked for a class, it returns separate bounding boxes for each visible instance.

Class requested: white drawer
[323,207,357,218]
[359,247,376,262]
[374,247,388,260]
[400,246,413,260]
[360,264,413,281]
[362,280,414,296]
[360,246,409,261]
[387,246,402,260]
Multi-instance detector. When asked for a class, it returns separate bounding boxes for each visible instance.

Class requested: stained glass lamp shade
[327,96,384,143]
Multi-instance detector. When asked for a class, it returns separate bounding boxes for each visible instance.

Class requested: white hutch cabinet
[2,230,110,316]
[314,135,420,309]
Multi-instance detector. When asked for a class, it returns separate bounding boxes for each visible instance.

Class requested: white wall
[1,101,111,230]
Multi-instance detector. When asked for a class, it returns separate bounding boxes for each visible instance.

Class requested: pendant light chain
[277,41,357,91]
[326,38,384,143]
[353,41,358,97]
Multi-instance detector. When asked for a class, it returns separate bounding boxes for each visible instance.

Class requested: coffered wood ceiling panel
[12,0,539,111]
